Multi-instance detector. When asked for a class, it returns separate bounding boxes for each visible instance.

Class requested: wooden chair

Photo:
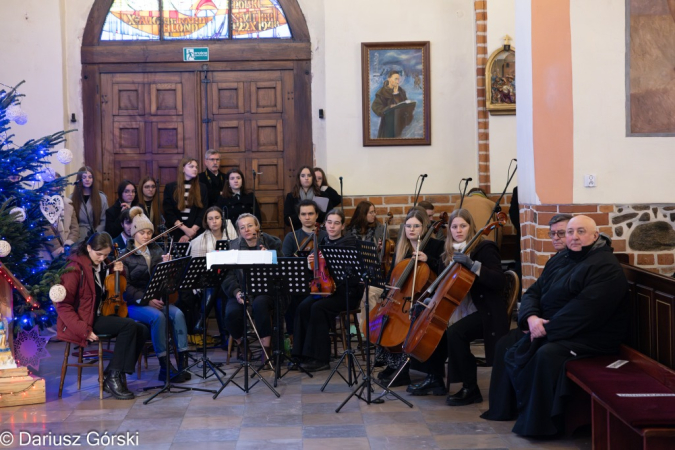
[58,335,112,399]
[503,270,520,324]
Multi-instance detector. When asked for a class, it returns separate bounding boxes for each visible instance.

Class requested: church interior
[1,0,674,448]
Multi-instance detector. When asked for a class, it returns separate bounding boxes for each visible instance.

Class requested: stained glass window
[231,0,290,39]
[163,0,229,40]
[100,0,291,41]
[101,0,161,41]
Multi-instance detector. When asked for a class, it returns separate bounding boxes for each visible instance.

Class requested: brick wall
[344,193,516,238]
[475,0,491,192]
[519,203,675,290]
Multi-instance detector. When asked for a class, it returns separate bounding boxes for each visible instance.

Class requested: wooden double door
[99,66,305,238]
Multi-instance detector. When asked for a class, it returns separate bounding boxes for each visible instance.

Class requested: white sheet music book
[314,196,330,212]
[206,250,277,269]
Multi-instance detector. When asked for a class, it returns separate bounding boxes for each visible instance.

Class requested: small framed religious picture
[486,35,516,115]
[361,41,431,146]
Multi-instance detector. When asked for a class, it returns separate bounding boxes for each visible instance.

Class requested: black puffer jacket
[121,241,164,307]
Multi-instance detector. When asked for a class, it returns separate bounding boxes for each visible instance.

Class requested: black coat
[221,233,283,299]
[198,170,226,208]
[104,199,133,239]
[320,186,342,212]
[162,181,209,240]
[121,241,164,307]
[216,191,261,225]
[283,192,333,230]
[388,237,445,280]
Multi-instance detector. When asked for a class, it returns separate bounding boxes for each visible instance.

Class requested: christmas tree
[0,81,75,333]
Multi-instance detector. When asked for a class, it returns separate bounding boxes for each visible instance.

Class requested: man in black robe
[481,215,628,437]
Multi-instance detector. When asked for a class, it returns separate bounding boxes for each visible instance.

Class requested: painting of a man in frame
[362,42,430,145]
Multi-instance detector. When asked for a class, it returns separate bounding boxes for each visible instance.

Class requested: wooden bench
[565,263,675,449]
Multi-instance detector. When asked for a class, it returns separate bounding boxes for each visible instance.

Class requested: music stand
[210,260,281,399]
[334,241,413,411]
[170,242,190,259]
[319,246,366,392]
[140,257,215,404]
[178,256,228,385]
[248,257,314,386]
[215,240,229,251]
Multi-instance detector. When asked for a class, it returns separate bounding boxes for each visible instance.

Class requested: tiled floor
[0,339,591,449]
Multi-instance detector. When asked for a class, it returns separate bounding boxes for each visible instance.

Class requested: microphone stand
[459,178,471,209]
[412,175,427,207]
[339,176,344,213]
[482,160,518,243]
[221,205,231,240]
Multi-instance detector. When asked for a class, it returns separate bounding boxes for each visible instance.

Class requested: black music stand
[211,259,281,399]
[170,242,190,259]
[248,257,314,386]
[192,240,229,339]
[319,246,366,392]
[178,256,228,384]
[336,241,413,411]
[141,257,215,404]
[215,240,230,251]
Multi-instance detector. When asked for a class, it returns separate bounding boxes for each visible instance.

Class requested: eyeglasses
[548,230,566,239]
[405,224,422,229]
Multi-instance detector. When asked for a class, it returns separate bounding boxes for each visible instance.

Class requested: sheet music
[206,250,277,269]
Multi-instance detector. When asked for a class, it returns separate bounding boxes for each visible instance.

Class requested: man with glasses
[198,149,226,208]
[481,215,628,437]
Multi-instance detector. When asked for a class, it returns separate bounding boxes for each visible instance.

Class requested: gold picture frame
[486,38,515,115]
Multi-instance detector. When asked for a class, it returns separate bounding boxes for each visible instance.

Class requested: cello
[402,212,507,362]
[101,243,128,318]
[366,213,448,350]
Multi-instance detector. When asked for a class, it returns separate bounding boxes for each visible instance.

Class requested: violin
[366,215,446,350]
[402,212,507,362]
[379,212,395,276]
[308,223,336,297]
[101,243,128,318]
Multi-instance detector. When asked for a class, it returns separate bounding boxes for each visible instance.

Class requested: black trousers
[412,311,483,385]
[292,287,362,363]
[223,294,274,340]
[92,315,146,374]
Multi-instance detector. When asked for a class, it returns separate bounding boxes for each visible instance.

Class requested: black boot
[446,383,482,406]
[177,352,192,380]
[158,356,186,383]
[103,370,134,400]
[408,374,447,396]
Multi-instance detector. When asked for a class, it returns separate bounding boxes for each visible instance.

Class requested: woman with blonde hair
[162,158,208,242]
[71,166,108,242]
[408,208,506,405]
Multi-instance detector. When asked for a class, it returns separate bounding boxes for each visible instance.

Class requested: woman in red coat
[55,233,146,400]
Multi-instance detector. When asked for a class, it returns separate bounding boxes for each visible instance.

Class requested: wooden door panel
[251,119,283,151]
[112,84,145,116]
[151,122,184,154]
[113,121,145,154]
[114,160,150,186]
[150,83,183,116]
[251,81,283,113]
[252,158,283,191]
[257,196,284,237]
[211,82,245,114]
[219,158,244,174]
[213,120,246,153]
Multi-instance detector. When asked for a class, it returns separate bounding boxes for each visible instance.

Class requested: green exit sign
[183,47,209,62]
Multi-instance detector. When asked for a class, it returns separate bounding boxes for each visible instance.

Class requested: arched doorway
[81,0,312,238]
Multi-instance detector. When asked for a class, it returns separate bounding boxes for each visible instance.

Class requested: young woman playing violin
[407,208,507,405]
[376,208,445,386]
[292,208,362,372]
[55,232,146,400]
[222,213,283,362]
[122,207,191,383]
